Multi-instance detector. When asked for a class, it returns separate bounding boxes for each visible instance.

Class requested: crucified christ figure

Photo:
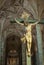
[15,18,40,57]
[15,11,40,57]
[25,24,32,56]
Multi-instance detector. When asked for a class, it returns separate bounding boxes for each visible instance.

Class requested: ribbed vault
[0,0,44,19]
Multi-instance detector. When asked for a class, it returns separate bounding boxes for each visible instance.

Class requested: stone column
[36,24,44,65]
[0,18,6,65]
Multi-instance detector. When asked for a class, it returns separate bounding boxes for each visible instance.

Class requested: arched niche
[5,34,22,65]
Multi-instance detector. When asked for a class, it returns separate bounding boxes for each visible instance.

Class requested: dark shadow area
[31,26,37,65]
[31,39,37,65]
[5,35,22,65]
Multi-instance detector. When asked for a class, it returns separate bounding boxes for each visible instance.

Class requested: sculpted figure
[21,24,32,56]
[25,25,32,56]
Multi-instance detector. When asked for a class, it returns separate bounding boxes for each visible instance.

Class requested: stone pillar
[0,18,6,65]
[0,33,5,65]
[0,31,6,65]
[36,24,44,65]
[0,35,2,65]
[0,20,1,63]
[1,39,5,65]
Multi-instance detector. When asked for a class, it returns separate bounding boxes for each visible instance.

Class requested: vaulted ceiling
[0,0,44,19]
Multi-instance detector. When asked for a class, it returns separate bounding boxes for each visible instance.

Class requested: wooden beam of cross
[10,18,44,24]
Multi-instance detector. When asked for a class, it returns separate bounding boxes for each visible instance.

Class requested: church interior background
[0,0,44,65]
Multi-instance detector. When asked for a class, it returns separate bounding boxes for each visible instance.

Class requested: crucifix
[15,11,40,57]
